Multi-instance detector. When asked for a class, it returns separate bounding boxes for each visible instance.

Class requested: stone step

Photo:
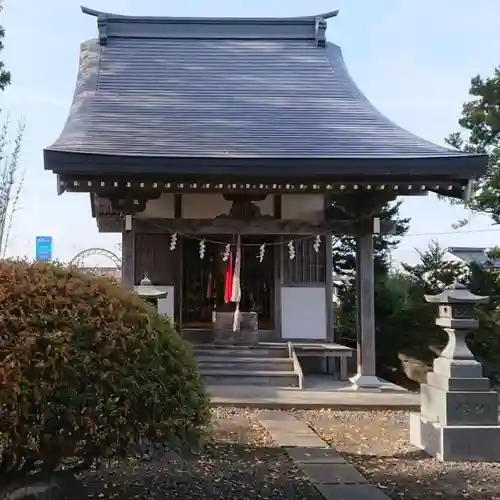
[201,369,300,387]
[193,345,290,358]
[197,356,294,371]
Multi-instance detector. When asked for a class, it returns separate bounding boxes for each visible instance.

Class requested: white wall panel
[281,286,326,339]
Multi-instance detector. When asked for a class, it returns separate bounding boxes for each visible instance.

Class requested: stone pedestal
[213,311,259,345]
[409,284,500,461]
[410,356,500,461]
[410,413,500,462]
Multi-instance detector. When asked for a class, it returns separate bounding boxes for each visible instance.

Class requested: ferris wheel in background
[69,247,122,273]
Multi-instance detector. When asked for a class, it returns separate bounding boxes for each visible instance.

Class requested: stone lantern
[410,282,500,461]
[134,273,168,311]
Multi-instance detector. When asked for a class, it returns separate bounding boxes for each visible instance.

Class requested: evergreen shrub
[0,259,209,476]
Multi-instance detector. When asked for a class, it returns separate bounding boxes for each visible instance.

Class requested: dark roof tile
[45,8,486,178]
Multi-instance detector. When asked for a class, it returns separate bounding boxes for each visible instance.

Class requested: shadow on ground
[78,442,324,500]
[340,450,500,500]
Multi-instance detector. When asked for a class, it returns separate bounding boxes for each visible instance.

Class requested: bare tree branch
[0,118,25,257]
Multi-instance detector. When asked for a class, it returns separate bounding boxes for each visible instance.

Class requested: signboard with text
[35,236,53,261]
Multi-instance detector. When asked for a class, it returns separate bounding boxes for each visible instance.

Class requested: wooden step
[197,356,294,372]
[200,369,300,387]
[193,345,289,358]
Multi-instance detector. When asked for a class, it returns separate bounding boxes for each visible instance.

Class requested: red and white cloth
[231,235,242,332]
[222,236,243,331]
[224,249,233,304]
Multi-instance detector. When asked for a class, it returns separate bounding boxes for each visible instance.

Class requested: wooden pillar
[325,234,334,342]
[121,216,135,289]
[358,232,376,374]
[355,240,362,371]
[273,235,283,340]
[350,230,385,389]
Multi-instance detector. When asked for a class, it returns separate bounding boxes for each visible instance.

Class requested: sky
[1,0,500,267]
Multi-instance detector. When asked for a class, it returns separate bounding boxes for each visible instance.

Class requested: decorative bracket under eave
[124,213,132,232]
[463,178,477,203]
[315,17,327,46]
[56,174,65,195]
[97,14,108,45]
[315,10,338,47]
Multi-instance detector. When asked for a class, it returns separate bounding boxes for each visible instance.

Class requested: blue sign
[35,236,53,261]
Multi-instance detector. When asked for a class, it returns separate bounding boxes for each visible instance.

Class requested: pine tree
[401,241,469,294]
[446,68,500,222]
[0,6,11,91]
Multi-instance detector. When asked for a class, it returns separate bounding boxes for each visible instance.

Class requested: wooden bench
[287,343,354,381]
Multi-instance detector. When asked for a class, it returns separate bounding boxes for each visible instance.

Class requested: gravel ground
[292,409,500,500]
[79,408,323,499]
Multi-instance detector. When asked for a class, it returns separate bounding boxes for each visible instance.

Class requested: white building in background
[445,247,500,268]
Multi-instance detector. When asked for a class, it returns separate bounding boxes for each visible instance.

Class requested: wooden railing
[288,341,304,389]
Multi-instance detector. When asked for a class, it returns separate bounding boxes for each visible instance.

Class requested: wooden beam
[97,214,397,235]
[59,174,466,196]
[127,217,396,236]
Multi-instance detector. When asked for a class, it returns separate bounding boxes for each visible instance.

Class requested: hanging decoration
[151,221,334,259]
[222,243,231,262]
[169,232,178,251]
[231,235,242,332]
[313,235,321,253]
[199,239,206,259]
[257,243,266,263]
[224,248,234,304]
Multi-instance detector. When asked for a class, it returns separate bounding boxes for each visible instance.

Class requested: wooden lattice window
[282,237,326,285]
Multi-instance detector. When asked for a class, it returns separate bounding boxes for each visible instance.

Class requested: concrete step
[197,356,294,372]
[193,345,290,358]
[201,369,300,387]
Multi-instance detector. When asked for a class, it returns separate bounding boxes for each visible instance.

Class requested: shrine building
[43,7,487,389]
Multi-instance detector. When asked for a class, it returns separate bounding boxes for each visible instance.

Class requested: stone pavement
[209,384,419,410]
[257,410,391,500]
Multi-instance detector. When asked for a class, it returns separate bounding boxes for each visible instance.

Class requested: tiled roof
[44,7,486,178]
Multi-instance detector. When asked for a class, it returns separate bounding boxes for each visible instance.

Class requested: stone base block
[421,383,499,426]
[213,311,259,345]
[410,412,500,462]
[426,371,491,392]
[349,373,386,391]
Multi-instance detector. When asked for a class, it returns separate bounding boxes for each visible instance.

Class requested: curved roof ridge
[324,43,460,155]
[81,5,337,45]
[80,6,339,23]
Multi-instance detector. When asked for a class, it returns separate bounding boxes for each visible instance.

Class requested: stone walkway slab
[284,447,346,464]
[209,385,419,410]
[271,433,328,448]
[315,484,392,500]
[256,410,391,500]
[300,463,368,484]
[258,410,328,447]
[257,409,303,423]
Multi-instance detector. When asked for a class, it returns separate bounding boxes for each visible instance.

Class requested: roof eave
[80,5,339,23]
[43,148,488,180]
